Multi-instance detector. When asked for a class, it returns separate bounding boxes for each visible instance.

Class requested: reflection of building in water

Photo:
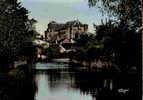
[44,20,88,44]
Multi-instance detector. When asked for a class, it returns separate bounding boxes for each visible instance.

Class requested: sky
[20,0,106,35]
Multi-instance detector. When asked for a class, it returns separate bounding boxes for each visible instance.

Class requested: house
[44,20,88,44]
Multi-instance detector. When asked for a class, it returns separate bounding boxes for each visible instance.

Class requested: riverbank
[69,59,138,74]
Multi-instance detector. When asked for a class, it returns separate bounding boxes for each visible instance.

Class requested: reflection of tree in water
[47,71,73,90]
[0,70,36,100]
[47,72,62,89]
[72,72,103,99]
[38,69,139,100]
[72,72,139,100]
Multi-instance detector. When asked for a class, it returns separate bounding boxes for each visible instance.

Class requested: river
[33,62,140,100]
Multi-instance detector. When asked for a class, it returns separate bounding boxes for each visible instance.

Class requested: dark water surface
[34,62,140,100]
[34,62,93,100]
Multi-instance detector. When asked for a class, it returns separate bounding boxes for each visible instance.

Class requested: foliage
[88,0,142,30]
[95,20,139,71]
[0,0,36,63]
[74,33,104,61]
[74,21,139,72]
[45,46,60,59]
[88,0,141,72]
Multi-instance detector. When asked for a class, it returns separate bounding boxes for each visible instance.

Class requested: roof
[48,21,66,31]
[66,20,82,26]
[47,20,87,32]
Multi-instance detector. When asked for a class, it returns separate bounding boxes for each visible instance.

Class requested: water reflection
[34,63,139,100]
[35,71,93,100]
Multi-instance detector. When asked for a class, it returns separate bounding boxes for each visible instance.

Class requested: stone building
[44,20,88,44]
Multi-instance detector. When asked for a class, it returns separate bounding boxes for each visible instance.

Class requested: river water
[33,62,140,100]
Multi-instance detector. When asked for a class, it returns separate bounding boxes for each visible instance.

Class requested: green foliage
[95,20,140,71]
[88,0,141,30]
[74,21,139,71]
[45,46,60,59]
[74,33,104,61]
[0,0,36,63]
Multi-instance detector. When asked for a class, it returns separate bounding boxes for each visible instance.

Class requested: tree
[88,0,142,31]
[88,0,141,72]
[95,21,137,70]
[0,0,36,71]
[74,32,104,62]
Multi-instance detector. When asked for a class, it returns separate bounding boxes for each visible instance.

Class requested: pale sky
[21,0,107,35]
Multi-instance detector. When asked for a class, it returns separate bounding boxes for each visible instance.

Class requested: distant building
[44,20,88,44]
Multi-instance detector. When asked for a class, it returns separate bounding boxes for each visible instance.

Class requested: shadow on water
[0,62,139,100]
[33,62,140,100]
[0,73,37,100]
[71,72,139,100]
